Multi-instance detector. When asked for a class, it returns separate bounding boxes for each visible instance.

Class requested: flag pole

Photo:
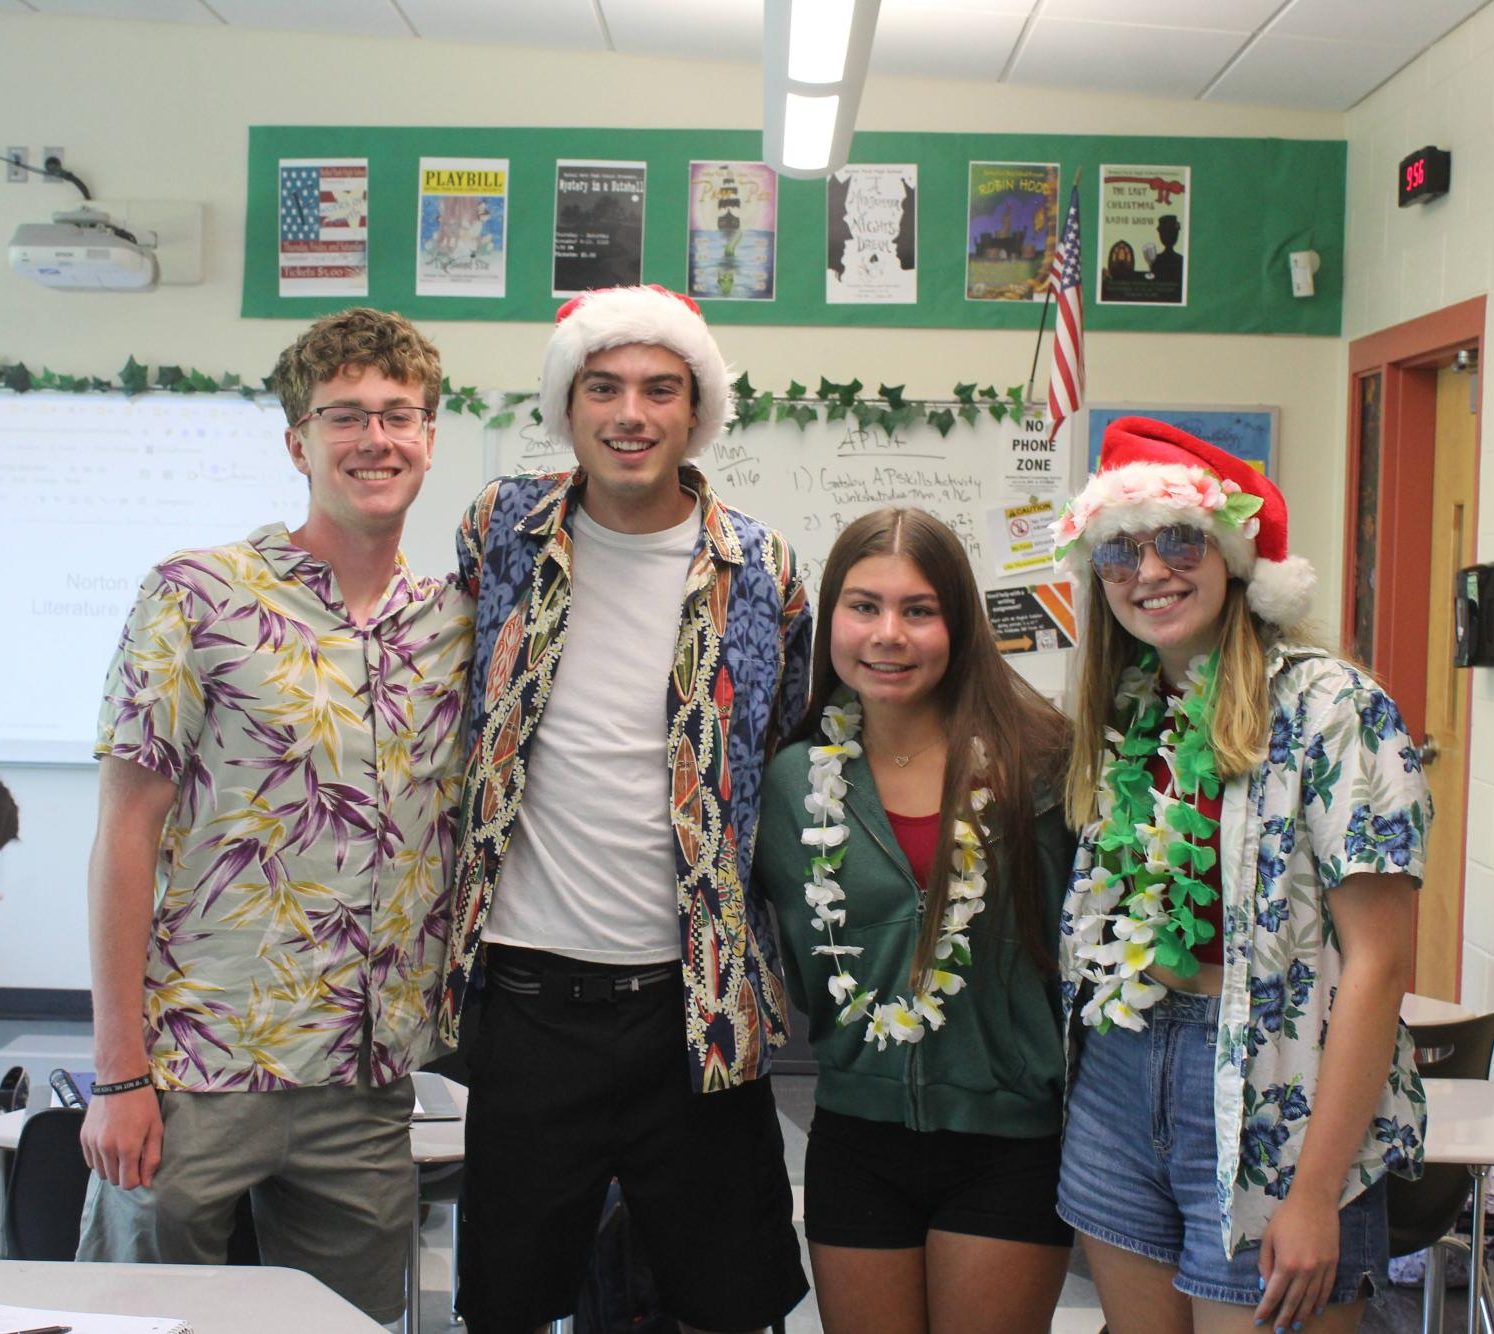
[1026,167,1080,403]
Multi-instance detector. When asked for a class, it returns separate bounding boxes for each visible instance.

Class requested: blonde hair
[271,307,442,425]
[1065,578,1282,829]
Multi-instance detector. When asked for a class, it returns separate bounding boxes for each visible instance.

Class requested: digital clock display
[1399,146,1450,207]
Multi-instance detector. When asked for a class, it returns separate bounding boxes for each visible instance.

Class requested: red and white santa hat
[539,284,730,458]
[1052,415,1316,627]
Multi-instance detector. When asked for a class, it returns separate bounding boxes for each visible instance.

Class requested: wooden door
[1414,362,1478,997]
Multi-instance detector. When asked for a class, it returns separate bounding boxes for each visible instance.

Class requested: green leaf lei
[1071,648,1225,1032]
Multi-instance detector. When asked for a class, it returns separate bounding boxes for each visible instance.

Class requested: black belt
[490,960,678,1004]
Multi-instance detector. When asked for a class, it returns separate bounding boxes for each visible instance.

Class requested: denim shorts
[1056,989,1388,1306]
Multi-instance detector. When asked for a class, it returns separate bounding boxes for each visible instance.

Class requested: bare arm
[1255,871,1416,1328]
[79,754,178,1189]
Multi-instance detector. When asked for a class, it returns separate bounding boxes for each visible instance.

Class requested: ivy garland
[0,359,1028,440]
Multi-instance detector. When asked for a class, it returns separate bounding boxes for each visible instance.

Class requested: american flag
[1046,182,1085,441]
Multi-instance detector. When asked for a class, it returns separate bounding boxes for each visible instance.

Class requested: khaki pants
[76,1073,415,1323]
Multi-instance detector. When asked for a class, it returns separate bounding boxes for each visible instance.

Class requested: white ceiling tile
[25,0,215,20]
[1040,0,1278,32]
[1010,17,1246,99]
[868,8,1027,80]
[879,0,1035,14]
[399,0,604,50]
[1205,33,1407,110]
[603,0,762,60]
[0,1,41,14]
[1270,0,1488,48]
[209,0,410,39]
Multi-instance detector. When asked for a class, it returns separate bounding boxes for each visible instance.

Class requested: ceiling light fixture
[762,0,881,180]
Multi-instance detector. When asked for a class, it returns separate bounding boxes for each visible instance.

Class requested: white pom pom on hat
[1059,416,1316,628]
[538,285,730,458]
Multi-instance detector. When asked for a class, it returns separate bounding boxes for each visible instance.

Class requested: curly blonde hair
[271,307,442,425]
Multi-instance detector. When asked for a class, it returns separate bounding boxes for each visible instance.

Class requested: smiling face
[1099,528,1230,681]
[567,342,698,534]
[285,366,434,541]
[829,553,951,717]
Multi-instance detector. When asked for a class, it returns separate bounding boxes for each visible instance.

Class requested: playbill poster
[417,157,508,298]
[965,162,1059,302]
[826,163,917,304]
[1098,164,1189,306]
[687,161,777,301]
[278,158,368,298]
[552,160,646,296]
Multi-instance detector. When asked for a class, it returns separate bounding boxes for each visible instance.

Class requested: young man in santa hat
[441,286,811,1333]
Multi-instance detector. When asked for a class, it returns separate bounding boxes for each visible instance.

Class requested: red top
[885,809,942,890]
[1144,749,1224,966]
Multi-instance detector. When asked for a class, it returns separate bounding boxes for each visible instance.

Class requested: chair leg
[546,1320,574,1333]
[1425,1243,1447,1334]
[407,1184,422,1334]
[450,1204,461,1322]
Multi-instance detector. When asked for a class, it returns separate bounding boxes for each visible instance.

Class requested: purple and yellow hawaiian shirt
[96,524,473,1091]
[438,467,812,1093]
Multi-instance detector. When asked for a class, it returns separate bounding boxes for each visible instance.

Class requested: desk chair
[1389,1012,1494,1334]
[4,1107,89,1260]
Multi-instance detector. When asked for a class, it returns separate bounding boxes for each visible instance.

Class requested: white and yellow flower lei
[802,700,990,1051]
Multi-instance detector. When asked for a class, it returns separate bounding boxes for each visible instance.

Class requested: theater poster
[687,161,777,301]
[1097,165,1190,306]
[278,158,368,297]
[552,160,646,296]
[417,157,508,298]
[965,162,1059,302]
[826,163,917,304]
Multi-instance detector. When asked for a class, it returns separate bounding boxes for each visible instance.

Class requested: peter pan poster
[826,163,917,304]
[965,162,1059,302]
[1098,165,1189,306]
[688,161,777,301]
[552,159,647,296]
[416,157,508,298]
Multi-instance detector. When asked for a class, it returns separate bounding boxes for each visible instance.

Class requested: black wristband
[91,1073,154,1096]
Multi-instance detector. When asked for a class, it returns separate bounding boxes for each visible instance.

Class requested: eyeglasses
[1091,524,1210,583]
[295,405,433,442]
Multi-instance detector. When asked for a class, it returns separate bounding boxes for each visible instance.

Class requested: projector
[9,207,159,291]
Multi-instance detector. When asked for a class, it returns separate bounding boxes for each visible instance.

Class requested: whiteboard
[485,408,1083,704]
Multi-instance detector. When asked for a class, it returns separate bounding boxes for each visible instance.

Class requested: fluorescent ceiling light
[763,0,881,180]
[782,94,841,172]
[788,0,854,83]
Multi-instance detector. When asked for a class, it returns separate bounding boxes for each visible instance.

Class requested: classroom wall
[0,14,1348,996]
[1344,4,1494,1011]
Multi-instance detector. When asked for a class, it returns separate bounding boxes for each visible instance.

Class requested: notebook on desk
[0,1304,190,1333]
[411,1070,460,1121]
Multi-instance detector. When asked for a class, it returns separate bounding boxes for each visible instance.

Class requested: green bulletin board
[244,126,1345,336]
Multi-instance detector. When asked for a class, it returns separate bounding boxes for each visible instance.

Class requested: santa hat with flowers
[1052,416,1316,627]
[539,284,730,457]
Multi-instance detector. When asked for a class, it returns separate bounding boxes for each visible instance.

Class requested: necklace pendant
[893,754,912,768]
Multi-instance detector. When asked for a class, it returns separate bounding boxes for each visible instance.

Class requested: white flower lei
[801,700,990,1051]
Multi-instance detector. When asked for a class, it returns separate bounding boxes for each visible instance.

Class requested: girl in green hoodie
[756,507,1075,1334]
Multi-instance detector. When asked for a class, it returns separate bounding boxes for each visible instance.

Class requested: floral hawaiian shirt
[96,524,473,1091]
[438,467,812,1093]
[1060,644,1432,1256]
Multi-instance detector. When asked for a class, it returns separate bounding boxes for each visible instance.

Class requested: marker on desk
[6,1325,74,1333]
[47,1067,86,1109]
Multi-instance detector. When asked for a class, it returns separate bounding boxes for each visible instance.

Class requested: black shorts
[804,1105,1074,1250]
[457,946,808,1334]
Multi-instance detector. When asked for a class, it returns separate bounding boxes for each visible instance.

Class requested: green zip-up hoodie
[755,735,1075,1136]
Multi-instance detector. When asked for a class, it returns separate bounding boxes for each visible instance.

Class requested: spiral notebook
[0,1305,191,1333]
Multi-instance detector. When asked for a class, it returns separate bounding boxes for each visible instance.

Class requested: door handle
[1417,733,1440,766]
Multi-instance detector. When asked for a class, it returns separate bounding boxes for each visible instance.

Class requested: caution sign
[985,581,1077,655]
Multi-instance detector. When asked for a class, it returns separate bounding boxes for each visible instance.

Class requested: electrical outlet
[5,149,26,183]
[43,145,65,181]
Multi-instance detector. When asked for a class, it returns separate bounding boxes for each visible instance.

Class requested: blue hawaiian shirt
[438,467,812,1093]
[1061,644,1432,1255]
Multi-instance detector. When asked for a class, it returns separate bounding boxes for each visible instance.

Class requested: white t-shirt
[483,501,700,962]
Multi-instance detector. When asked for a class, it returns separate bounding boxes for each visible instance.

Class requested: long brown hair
[793,508,1071,986]
[1064,575,1285,829]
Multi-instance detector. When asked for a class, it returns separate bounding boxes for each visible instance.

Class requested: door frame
[1344,295,1483,993]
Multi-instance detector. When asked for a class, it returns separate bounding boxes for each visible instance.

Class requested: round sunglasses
[1091,524,1210,583]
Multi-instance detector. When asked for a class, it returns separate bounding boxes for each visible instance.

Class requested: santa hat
[539,285,730,458]
[1052,416,1316,628]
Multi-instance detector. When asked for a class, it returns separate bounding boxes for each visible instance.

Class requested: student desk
[1422,1078,1494,1334]
[0,1259,383,1329]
